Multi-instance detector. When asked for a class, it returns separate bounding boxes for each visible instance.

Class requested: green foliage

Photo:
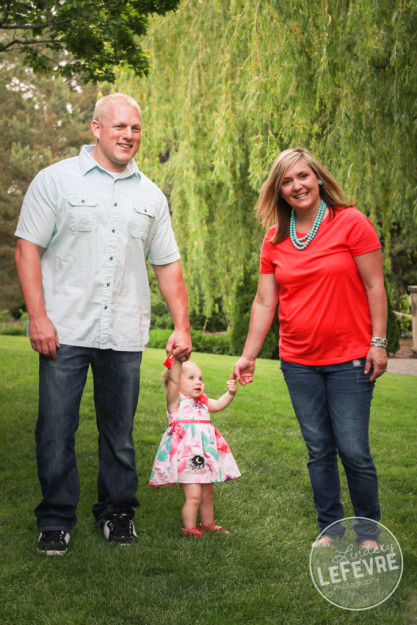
[386,281,401,354]
[116,0,417,321]
[396,294,412,336]
[230,265,279,359]
[149,328,231,356]
[0,0,180,83]
[0,51,98,310]
[385,223,417,309]
[149,267,228,332]
[0,324,26,336]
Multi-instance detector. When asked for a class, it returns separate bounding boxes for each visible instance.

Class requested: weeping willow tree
[116,0,417,322]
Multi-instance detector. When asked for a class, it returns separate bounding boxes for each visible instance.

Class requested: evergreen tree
[0,52,97,310]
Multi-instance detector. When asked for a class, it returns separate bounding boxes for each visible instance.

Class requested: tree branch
[0,18,75,31]
[0,39,59,52]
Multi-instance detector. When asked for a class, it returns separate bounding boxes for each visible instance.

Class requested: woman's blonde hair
[256,147,354,243]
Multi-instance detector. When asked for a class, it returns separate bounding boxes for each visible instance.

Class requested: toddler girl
[149,357,241,538]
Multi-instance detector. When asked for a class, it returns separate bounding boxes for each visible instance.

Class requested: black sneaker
[102,513,137,544]
[37,530,71,555]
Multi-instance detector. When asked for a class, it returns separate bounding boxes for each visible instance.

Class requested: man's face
[91,102,142,172]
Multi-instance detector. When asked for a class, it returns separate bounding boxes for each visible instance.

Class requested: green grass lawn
[0,335,416,625]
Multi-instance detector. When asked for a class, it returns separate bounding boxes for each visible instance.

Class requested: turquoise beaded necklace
[289,199,327,250]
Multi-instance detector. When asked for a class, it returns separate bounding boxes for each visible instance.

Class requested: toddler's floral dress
[149,393,241,487]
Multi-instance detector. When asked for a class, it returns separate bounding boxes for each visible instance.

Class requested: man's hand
[165,328,192,362]
[29,315,60,359]
[231,355,256,386]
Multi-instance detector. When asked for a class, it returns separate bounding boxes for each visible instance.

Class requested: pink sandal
[199,523,230,534]
[181,528,204,538]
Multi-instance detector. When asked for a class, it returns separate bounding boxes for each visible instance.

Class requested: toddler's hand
[227,379,237,396]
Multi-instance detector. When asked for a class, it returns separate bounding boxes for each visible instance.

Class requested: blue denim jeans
[35,345,142,533]
[280,358,381,543]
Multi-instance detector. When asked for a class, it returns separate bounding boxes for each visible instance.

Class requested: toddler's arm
[207,379,237,413]
[166,357,182,414]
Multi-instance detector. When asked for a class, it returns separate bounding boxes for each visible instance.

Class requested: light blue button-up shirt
[15,145,180,351]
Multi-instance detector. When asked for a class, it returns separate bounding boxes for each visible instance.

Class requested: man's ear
[91,120,100,141]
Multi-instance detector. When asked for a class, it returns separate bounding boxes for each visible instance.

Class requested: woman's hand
[231,356,256,386]
[365,346,388,381]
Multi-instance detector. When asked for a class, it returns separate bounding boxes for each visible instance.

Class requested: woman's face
[280,159,321,214]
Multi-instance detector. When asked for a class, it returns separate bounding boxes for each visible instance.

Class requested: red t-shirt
[260,208,381,365]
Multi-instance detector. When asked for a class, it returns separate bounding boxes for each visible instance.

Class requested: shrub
[148,328,231,355]
[386,280,401,355]
[0,325,26,336]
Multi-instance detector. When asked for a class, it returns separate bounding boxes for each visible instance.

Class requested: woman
[232,147,387,548]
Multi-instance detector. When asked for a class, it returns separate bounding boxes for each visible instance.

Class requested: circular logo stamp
[309,517,403,610]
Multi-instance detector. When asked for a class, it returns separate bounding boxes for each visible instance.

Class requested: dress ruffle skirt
[149,394,241,487]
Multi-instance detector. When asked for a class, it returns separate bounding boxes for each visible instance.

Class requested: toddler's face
[180,362,204,399]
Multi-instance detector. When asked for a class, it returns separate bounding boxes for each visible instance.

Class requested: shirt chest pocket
[66,195,98,232]
[128,202,156,240]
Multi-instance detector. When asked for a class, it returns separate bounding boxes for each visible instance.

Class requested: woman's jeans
[35,345,142,533]
[281,357,381,543]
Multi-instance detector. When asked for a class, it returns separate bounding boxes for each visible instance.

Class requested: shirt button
[109,257,113,261]
[107,283,110,287]
[112,229,116,233]
[114,202,117,206]
[104,306,108,309]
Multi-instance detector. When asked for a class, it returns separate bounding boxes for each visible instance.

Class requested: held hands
[29,315,60,359]
[231,355,256,386]
[226,378,238,396]
[165,328,192,363]
[365,346,388,381]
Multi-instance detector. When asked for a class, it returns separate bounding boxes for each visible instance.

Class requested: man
[15,93,192,555]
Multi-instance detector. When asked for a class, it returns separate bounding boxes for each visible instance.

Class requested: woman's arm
[354,249,388,381]
[232,273,280,385]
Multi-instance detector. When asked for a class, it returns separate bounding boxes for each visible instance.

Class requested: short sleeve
[196,393,209,406]
[14,169,57,248]
[260,226,277,273]
[344,210,381,257]
[145,195,180,265]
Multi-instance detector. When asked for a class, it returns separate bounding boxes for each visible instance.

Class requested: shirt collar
[79,145,141,180]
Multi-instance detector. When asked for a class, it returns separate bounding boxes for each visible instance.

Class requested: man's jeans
[35,345,142,533]
[281,357,381,543]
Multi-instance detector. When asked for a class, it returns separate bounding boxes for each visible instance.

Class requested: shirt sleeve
[14,169,57,248]
[345,209,381,257]
[197,393,209,406]
[145,195,180,265]
[260,227,277,273]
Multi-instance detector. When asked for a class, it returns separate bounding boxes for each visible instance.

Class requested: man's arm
[152,260,192,361]
[15,238,60,358]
